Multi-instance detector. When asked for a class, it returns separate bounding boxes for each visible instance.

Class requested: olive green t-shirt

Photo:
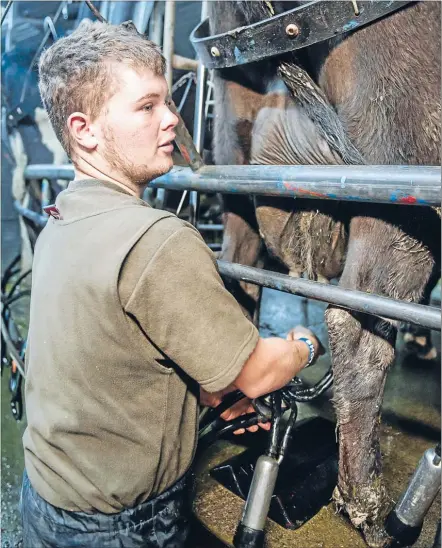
[23,179,259,513]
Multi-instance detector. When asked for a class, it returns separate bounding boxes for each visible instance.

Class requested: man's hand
[200,388,270,435]
[286,325,325,366]
[219,397,271,435]
[199,388,223,409]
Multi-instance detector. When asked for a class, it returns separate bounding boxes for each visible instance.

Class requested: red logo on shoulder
[43,205,62,220]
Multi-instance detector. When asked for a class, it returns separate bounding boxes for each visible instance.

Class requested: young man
[21,20,322,548]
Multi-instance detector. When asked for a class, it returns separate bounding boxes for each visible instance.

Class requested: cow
[208,2,441,546]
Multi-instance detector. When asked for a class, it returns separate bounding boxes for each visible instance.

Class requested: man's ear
[67,112,97,151]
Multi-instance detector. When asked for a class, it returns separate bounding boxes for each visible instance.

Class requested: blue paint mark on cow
[234,46,246,64]
[343,20,359,32]
[328,193,338,199]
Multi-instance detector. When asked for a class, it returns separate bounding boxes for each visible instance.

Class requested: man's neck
[73,156,145,198]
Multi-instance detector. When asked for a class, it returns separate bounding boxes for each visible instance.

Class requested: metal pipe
[207,243,222,251]
[163,0,175,90]
[217,262,441,331]
[99,1,110,21]
[152,165,441,206]
[149,0,164,46]
[132,1,154,35]
[189,0,210,227]
[24,164,441,206]
[197,224,223,231]
[1,0,13,26]
[85,0,106,23]
[14,200,47,228]
[107,1,131,25]
[25,164,74,180]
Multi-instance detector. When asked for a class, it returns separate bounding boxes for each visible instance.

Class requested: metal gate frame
[20,161,442,331]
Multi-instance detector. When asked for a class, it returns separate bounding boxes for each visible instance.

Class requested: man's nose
[162,106,179,130]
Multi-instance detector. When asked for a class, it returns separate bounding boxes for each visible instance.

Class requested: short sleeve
[124,226,259,392]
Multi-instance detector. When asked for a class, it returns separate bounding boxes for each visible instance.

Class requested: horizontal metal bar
[153,165,441,205]
[218,261,441,331]
[24,164,441,205]
[14,200,47,227]
[208,243,222,251]
[197,224,224,231]
[25,165,74,180]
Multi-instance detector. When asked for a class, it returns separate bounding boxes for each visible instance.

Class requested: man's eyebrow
[134,93,161,104]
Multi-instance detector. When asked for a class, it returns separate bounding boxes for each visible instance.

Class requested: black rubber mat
[210,416,338,530]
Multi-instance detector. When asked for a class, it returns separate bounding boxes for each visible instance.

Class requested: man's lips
[159,143,174,153]
[159,134,176,150]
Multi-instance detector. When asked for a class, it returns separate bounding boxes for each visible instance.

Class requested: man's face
[95,65,178,184]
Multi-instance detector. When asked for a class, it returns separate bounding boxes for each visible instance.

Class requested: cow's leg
[211,58,273,323]
[401,266,439,360]
[325,212,438,547]
[326,306,393,547]
[220,195,265,323]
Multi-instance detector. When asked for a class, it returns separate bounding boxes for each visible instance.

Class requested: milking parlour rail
[20,162,442,331]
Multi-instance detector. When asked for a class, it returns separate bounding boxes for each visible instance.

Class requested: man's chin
[132,161,174,185]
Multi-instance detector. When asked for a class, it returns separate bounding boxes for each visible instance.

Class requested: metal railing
[24,163,441,206]
[19,163,442,331]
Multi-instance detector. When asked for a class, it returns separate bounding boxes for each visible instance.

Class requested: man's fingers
[220,400,255,421]
[220,409,233,421]
[233,421,269,435]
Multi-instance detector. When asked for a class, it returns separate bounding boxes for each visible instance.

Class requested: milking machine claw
[198,390,266,450]
[198,367,336,548]
[233,393,299,548]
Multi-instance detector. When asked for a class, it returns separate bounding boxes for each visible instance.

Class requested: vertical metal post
[99,1,110,21]
[132,1,155,35]
[153,1,175,210]
[163,0,176,91]
[149,1,164,45]
[3,0,14,52]
[189,0,209,226]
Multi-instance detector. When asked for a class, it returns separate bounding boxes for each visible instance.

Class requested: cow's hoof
[361,522,391,548]
[333,485,392,547]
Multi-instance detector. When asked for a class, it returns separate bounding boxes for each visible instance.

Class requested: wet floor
[1,286,440,547]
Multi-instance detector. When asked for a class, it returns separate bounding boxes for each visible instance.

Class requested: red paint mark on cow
[283,182,326,199]
[399,195,417,204]
[180,145,190,164]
